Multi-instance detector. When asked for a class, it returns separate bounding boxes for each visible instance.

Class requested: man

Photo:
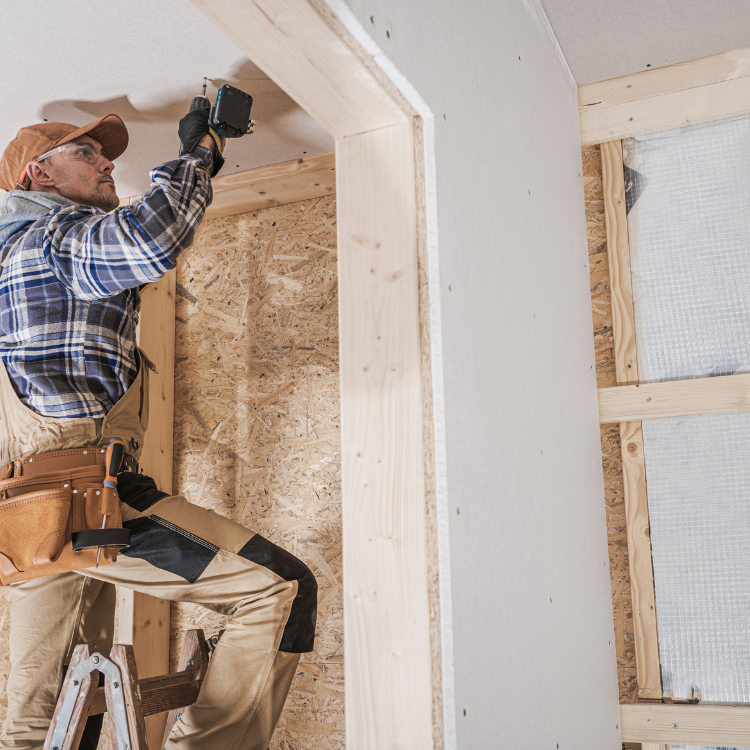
[0,111,316,750]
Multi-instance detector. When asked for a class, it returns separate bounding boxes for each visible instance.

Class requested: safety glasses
[36,141,110,165]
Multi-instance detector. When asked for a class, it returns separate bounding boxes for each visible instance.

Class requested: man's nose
[99,156,115,174]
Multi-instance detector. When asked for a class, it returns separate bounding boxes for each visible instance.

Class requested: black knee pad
[117,470,169,512]
[238,535,318,653]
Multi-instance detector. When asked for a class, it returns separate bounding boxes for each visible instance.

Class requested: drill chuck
[190,95,211,112]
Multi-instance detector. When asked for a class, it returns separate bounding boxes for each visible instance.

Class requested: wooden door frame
[132,1,442,748]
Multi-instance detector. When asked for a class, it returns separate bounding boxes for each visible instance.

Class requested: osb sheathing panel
[583,146,639,714]
[170,195,343,748]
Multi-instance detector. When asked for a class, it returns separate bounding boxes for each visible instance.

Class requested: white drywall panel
[540,0,750,85]
[0,1,333,198]
[338,0,620,747]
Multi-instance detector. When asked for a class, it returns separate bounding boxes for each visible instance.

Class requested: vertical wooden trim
[619,421,661,699]
[601,141,662,699]
[338,122,433,748]
[601,140,637,386]
[119,270,175,746]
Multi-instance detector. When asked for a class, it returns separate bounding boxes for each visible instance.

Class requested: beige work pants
[1,477,317,750]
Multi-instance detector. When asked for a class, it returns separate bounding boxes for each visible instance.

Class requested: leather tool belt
[0,446,131,585]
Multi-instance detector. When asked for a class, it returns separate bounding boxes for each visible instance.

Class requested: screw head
[92,655,99,664]
[113,681,120,689]
[627,84,632,88]
[52,746,59,750]
[188,659,194,668]
[73,679,79,686]
[672,723,678,728]
[646,397,652,402]
[629,117,634,121]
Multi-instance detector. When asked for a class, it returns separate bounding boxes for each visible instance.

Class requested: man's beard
[84,184,119,212]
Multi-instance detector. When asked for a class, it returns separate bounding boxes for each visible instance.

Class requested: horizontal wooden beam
[188,0,407,138]
[621,703,750,745]
[579,45,750,145]
[598,374,750,423]
[206,151,335,218]
[119,151,335,218]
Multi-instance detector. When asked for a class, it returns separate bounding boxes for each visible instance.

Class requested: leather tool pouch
[0,447,131,585]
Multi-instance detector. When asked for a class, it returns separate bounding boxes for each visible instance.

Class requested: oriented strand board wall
[170,195,343,748]
[0,198,342,749]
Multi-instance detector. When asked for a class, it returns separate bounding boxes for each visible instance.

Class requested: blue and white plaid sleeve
[40,147,214,300]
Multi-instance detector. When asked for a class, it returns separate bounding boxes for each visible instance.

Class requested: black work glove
[178,109,225,178]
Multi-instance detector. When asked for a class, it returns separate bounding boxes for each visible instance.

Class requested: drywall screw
[672,723,678,728]
[629,117,634,121]
[627,84,631,88]
[188,659,194,668]
[73,679,79,686]
[92,655,99,664]
[646,397,652,402]
[113,681,120,689]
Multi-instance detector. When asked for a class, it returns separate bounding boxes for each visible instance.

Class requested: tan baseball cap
[0,114,129,192]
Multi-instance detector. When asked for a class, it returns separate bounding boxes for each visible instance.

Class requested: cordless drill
[189,78,255,138]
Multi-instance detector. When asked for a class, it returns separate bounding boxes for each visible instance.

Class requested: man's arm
[40,146,214,300]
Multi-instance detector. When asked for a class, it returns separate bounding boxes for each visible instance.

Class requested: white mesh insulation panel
[671,747,750,750]
[643,411,750,703]
[624,115,750,383]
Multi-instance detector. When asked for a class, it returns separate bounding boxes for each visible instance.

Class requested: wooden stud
[116,270,175,748]
[206,151,335,218]
[120,151,336,219]
[602,140,662,700]
[601,140,637,386]
[106,645,149,750]
[43,644,98,750]
[337,122,432,749]
[579,45,750,145]
[598,373,750,423]
[621,703,750,745]
[187,0,406,139]
[619,421,661,699]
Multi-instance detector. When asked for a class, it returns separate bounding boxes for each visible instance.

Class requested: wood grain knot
[626,442,639,454]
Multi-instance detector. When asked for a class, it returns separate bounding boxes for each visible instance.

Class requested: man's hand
[178,109,225,177]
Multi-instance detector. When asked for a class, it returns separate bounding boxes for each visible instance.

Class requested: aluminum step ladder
[43,629,213,750]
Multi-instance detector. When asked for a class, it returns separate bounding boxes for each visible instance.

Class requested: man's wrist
[197,134,216,152]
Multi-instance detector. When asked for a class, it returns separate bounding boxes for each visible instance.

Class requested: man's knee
[237,535,318,653]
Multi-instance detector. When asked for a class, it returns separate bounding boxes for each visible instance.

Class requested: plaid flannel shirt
[0,147,213,418]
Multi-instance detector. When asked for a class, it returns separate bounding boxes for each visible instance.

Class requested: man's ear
[25,160,56,189]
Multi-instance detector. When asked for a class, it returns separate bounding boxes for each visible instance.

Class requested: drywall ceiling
[0,1,333,198]
[539,0,750,85]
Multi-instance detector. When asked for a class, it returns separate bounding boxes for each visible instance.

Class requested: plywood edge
[598,374,750,423]
[621,703,750,745]
[580,44,750,145]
